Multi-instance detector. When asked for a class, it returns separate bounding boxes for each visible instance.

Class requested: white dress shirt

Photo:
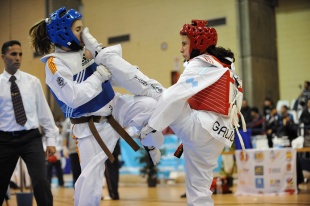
[0,69,58,146]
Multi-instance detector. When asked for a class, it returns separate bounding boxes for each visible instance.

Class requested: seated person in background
[276,113,297,146]
[293,81,310,111]
[299,98,310,147]
[300,81,310,109]
[249,107,265,136]
[262,97,274,118]
[276,106,302,187]
[264,106,279,148]
[278,105,294,125]
[239,99,252,128]
[299,98,310,128]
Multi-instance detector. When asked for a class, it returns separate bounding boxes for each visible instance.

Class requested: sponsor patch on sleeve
[56,76,66,88]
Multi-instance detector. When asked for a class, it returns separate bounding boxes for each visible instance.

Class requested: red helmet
[180,20,218,57]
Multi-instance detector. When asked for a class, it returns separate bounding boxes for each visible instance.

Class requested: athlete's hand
[148,146,161,165]
[139,124,156,140]
[94,65,112,82]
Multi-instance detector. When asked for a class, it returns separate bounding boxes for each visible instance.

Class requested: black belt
[0,129,37,137]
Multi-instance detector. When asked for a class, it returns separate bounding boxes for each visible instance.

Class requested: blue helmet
[46,7,82,50]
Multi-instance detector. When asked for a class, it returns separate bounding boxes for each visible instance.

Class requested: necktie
[9,76,27,126]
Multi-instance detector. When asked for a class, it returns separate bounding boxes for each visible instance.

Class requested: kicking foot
[82,27,102,58]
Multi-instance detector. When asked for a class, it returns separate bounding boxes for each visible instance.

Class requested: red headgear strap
[180,20,218,57]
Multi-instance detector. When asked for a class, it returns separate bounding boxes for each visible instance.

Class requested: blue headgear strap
[46,7,83,50]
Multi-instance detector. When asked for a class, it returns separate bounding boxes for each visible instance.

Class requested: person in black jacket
[239,99,252,128]
[104,140,121,200]
[276,106,297,145]
[299,99,310,127]
[249,107,265,136]
[262,97,274,117]
[299,98,310,147]
[264,106,279,148]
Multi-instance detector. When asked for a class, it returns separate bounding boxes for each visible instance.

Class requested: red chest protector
[187,55,243,116]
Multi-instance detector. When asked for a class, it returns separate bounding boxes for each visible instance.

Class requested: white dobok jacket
[148,54,243,147]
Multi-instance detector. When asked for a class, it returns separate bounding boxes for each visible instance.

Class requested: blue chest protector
[51,62,115,118]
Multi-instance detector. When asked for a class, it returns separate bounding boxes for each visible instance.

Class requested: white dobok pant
[170,105,225,206]
[74,94,157,206]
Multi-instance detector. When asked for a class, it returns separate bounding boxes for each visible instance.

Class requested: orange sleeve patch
[47,57,58,74]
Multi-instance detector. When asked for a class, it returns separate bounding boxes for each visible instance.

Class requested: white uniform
[95,47,241,206]
[94,45,166,148]
[150,56,240,206]
[41,47,163,206]
[94,45,163,101]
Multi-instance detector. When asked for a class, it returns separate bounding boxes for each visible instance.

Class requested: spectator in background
[264,106,279,148]
[262,97,274,117]
[278,105,294,125]
[46,124,65,187]
[276,105,297,144]
[61,118,81,188]
[299,98,310,127]
[276,105,303,187]
[249,107,265,136]
[300,81,310,108]
[240,99,252,128]
[299,98,310,145]
[293,81,310,111]
[104,140,121,200]
[298,99,310,187]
